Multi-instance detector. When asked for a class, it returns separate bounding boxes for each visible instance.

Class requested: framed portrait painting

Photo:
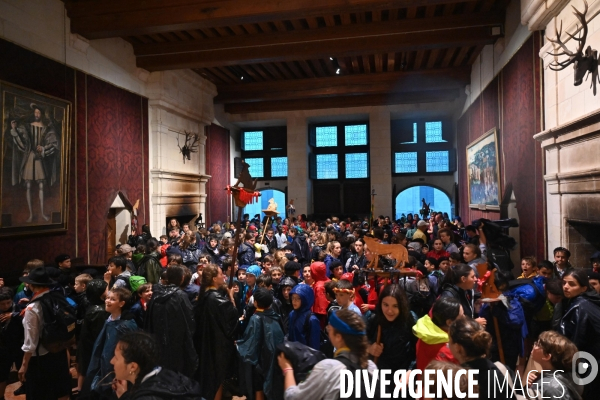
[0,81,71,236]
[466,127,500,210]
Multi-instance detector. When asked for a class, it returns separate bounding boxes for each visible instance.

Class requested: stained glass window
[271,157,288,177]
[395,152,418,173]
[425,151,449,172]
[245,158,264,178]
[243,131,263,150]
[315,126,337,147]
[344,125,368,146]
[345,153,368,178]
[316,154,338,179]
[425,122,445,143]
[401,123,418,144]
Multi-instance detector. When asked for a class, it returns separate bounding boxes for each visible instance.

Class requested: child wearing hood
[276,276,297,335]
[288,284,321,350]
[309,261,330,328]
[413,296,462,370]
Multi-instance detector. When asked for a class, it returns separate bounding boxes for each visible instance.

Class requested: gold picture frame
[0,81,71,236]
[466,127,500,210]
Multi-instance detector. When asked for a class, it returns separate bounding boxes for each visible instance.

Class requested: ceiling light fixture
[330,57,334,60]
[336,68,340,74]
[241,76,244,80]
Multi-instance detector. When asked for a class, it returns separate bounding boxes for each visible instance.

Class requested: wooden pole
[259,216,270,245]
[373,325,382,364]
[492,310,505,364]
[228,206,244,289]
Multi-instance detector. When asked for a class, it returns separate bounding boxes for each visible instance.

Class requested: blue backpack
[507,276,547,318]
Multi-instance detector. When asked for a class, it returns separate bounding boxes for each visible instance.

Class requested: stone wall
[525,0,600,260]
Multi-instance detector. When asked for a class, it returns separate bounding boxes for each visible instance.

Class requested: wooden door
[106,209,116,262]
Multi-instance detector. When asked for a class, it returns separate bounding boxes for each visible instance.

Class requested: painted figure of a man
[9,103,59,222]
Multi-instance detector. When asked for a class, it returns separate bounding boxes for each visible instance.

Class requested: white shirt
[275,233,288,249]
[21,291,49,356]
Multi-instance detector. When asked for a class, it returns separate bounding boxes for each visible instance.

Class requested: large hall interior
[0,0,599,279]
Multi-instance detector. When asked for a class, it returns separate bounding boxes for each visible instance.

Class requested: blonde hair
[316,232,328,247]
[26,259,44,270]
[75,274,93,286]
[326,241,341,255]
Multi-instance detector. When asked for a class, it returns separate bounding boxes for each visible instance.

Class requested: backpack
[303,312,334,358]
[507,277,546,319]
[276,340,326,383]
[31,291,77,353]
[406,279,436,318]
[116,274,147,293]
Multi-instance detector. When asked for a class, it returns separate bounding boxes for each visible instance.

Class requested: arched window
[395,186,451,220]
[243,189,286,220]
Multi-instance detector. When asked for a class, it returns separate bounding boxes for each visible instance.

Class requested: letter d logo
[572,351,598,385]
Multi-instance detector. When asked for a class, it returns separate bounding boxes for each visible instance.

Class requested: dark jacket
[439,284,475,319]
[145,284,198,378]
[310,245,324,263]
[556,290,600,360]
[88,317,138,395]
[122,368,202,400]
[237,308,285,400]
[137,252,162,284]
[77,280,109,375]
[264,235,278,254]
[530,371,582,400]
[276,277,297,335]
[292,234,310,265]
[462,358,515,400]
[367,313,415,371]
[194,288,239,400]
[238,242,256,266]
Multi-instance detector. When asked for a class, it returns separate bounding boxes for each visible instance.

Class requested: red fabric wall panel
[0,39,149,280]
[458,33,544,259]
[205,124,231,225]
[85,76,147,265]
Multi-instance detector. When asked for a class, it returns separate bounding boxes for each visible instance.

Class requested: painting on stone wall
[466,127,500,210]
[0,81,71,236]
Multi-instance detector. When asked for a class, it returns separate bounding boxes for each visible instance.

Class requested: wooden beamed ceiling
[64,0,509,113]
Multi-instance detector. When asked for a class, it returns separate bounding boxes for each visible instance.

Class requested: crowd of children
[1,213,600,399]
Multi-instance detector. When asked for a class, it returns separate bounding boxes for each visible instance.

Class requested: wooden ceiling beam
[134,12,502,56]
[136,23,501,70]
[223,89,461,113]
[214,67,470,103]
[65,0,479,39]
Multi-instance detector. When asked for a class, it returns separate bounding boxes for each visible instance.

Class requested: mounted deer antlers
[177,131,201,163]
[546,0,600,95]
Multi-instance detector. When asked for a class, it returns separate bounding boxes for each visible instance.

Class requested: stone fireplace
[535,110,600,266]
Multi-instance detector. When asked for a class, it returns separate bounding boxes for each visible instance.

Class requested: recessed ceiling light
[241,76,244,80]
[330,57,334,60]
[336,68,340,74]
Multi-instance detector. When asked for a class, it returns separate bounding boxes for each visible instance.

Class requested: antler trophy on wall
[176,131,200,163]
[547,0,600,95]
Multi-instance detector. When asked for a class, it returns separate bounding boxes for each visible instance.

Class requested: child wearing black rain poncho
[237,287,285,400]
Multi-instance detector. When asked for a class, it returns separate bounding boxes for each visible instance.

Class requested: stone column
[286,115,312,215]
[369,108,393,217]
[147,70,216,235]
